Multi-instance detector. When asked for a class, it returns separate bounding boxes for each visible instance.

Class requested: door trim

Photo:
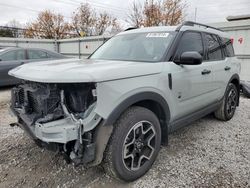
[169,98,222,133]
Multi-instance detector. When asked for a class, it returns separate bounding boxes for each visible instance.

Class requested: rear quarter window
[221,38,235,57]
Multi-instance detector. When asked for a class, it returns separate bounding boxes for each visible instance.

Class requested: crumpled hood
[9,58,163,83]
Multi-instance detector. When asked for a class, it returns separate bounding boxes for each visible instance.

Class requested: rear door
[170,31,215,118]
[0,49,26,86]
[203,33,232,101]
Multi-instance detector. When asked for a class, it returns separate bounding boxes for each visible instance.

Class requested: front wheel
[214,83,238,121]
[103,106,161,182]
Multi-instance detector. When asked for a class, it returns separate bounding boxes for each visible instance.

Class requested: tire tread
[102,106,161,181]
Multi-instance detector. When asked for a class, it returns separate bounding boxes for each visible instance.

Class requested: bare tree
[95,13,122,35]
[161,0,185,25]
[72,3,120,36]
[95,12,112,35]
[127,1,143,27]
[0,29,14,38]
[72,3,96,36]
[5,20,23,38]
[143,0,162,27]
[24,10,72,39]
[6,19,23,28]
[110,18,122,34]
[127,0,185,27]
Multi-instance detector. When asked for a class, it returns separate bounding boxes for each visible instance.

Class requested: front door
[0,49,26,86]
[170,31,214,119]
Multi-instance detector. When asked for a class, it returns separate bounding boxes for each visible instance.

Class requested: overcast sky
[0,0,249,27]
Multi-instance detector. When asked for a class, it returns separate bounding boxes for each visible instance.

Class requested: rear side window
[204,34,223,61]
[221,38,235,57]
[175,32,204,60]
[28,50,48,59]
[16,50,25,60]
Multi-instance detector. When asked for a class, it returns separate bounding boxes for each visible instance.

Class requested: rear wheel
[214,83,238,121]
[103,106,161,182]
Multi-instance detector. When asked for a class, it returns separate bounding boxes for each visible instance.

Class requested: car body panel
[94,71,173,120]
[9,58,163,83]
[211,57,241,98]
[94,58,240,124]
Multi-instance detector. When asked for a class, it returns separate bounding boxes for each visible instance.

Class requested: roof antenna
[194,7,197,22]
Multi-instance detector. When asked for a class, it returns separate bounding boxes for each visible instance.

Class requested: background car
[0,47,67,86]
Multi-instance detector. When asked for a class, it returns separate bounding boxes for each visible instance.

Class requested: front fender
[103,91,170,126]
[94,73,173,122]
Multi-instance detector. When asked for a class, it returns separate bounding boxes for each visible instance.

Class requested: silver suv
[9,21,240,181]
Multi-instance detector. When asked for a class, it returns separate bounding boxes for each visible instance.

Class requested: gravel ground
[0,87,249,188]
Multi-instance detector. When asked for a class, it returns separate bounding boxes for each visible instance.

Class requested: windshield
[90,32,176,62]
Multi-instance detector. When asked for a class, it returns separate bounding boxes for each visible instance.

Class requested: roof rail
[176,21,222,32]
[124,27,138,31]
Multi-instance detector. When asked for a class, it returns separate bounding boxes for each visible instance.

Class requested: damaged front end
[10,81,102,165]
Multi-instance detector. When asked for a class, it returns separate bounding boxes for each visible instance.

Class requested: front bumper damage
[10,82,103,165]
[11,91,102,144]
[34,110,101,144]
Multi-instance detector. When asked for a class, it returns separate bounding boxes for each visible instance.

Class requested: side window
[221,37,235,57]
[1,51,17,61]
[0,50,25,61]
[16,50,26,60]
[28,50,48,59]
[204,34,223,61]
[175,32,204,60]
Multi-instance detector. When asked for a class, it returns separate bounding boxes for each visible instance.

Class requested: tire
[214,83,238,121]
[103,106,161,182]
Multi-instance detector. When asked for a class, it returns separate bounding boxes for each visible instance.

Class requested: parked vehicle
[0,47,66,86]
[9,21,240,181]
[240,80,250,98]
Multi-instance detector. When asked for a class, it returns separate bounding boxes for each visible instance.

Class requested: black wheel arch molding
[103,91,171,144]
[104,92,170,124]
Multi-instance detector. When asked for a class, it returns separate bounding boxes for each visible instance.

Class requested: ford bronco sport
[9,21,240,181]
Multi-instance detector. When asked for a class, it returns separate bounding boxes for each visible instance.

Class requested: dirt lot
[0,87,249,188]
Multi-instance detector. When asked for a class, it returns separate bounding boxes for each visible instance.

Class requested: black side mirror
[176,51,202,65]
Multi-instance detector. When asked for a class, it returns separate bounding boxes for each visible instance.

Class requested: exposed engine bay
[10,81,101,165]
[11,82,96,124]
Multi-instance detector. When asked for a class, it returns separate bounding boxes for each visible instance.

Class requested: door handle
[201,69,211,75]
[224,66,231,71]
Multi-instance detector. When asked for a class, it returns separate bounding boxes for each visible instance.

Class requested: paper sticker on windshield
[146,33,169,38]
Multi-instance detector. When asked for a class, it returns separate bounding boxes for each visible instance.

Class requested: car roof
[118,23,230,38]
[179,25,230,38]
[118,26,178,35]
